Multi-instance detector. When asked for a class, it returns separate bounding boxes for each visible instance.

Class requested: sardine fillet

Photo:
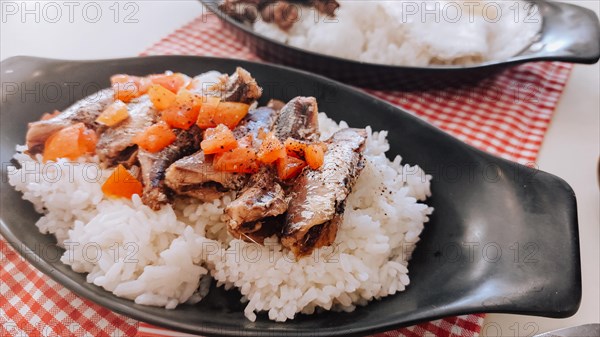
[274,96,320,142]
[225,97,320,240]
[226,166,289,231]
[164,151,246,201]
[26,88,114,154]
[281,128,367,257]
[164,106,279,201]
[209,67,262,104]
[139,126,202,210]
[96,95,158,168]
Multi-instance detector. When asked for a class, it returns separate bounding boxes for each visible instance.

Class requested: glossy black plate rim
[200,0,600,70]
[0,55,581,337]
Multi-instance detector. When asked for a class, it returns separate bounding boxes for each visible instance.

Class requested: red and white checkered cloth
[1,241,139,337]
[1,13,573,337]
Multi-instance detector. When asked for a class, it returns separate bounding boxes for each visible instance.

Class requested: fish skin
[225,166,289,231]
[274,96,320,142]
[138,126,203,210]
[208,67,262,104]
[164,151,247,201]
[281,128,367,257]
[96,95,159,168]
[26,88,114,154]
[165,106,279,201]
[225,96,320,240]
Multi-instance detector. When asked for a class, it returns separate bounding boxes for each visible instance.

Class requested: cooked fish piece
[261,1,299,31]
[221,0,339,27]
[98,66,260,170]
[26,88,114,154]
[96,95,158,168]
[208,67,262,104]
[281,128,367,257]
[311,0,340,17]
[164,151,246,201]
[236,215,285,244]
[274,96,319,142]
[231,105,279,139]
[164,69,269,201]
[139,126,202,210]
[226,166,289,239]
[226,96,320,240]
[165,106,279,200]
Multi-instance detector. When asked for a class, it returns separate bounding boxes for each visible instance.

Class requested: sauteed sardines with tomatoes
[25,68,367,258]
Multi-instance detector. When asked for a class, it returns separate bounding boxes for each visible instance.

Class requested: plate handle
[517,1,600,64]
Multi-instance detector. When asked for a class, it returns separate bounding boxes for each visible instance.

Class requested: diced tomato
[40,110,61,121]
[79,128,98,153]
[161,107,197,130]
[305,143,325,169]
[213,102,250,129]
[149,73,188,93]
[196,96,221,129]
[213,147,259,174]
[101,164,143,199]
[186,77,203,91]
[137,77,152,94]
[201,124,238,154]
[257,132,285,164]
[195,97,250,130]
[276,154,307,180]
[176,89,203,108]
[111,74,149,102]
[112,82,138,103]
[96,101,129,127]
[284,138,308,159]
[132,122,177,153]
[43,123,97,162]
[161,89,202,130]
[148,84,177,110]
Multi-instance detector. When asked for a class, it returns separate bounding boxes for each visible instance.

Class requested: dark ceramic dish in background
[0,56,581,337]
[200,0,600,89]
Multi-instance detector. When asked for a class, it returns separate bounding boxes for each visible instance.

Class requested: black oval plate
[200,0,600,89]
[0,56,581,337]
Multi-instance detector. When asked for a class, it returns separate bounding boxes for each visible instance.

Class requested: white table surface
[1,1,598,335]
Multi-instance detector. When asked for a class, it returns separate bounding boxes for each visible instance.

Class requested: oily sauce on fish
[138,126,203,210]
[281,128,367,256]
[225,97,320,241]
[96,95,159,167]
[165,105,280,201]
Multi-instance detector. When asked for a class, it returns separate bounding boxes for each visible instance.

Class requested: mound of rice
[9,113,433,321]
[253,0,542,66]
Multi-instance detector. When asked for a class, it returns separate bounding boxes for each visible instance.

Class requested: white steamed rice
[253,0,542,66]
[9,113,433,321]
